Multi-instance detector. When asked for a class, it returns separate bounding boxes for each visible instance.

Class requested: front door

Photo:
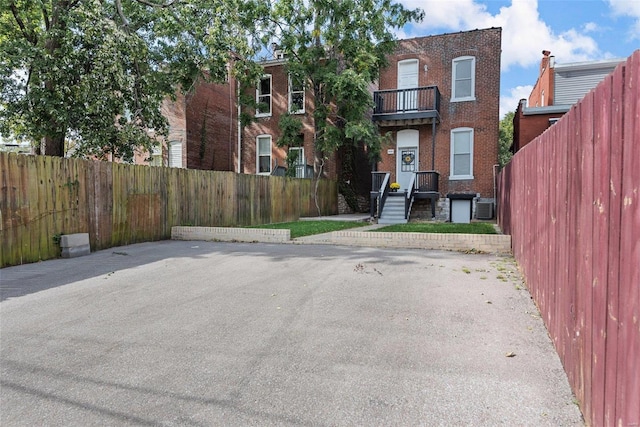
[396,129,419,191]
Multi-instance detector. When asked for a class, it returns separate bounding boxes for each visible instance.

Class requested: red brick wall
[242,61,338,178]
[376,28,502,198]
[513,101,565,152]
[185,77,237,171]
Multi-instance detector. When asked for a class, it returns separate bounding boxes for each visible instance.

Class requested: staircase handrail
[405,173,417,219]
[377,173,391,219]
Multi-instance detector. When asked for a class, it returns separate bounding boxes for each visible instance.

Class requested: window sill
[450,97,476,103]
[289,110,305,115]
[255,113,272,118]
[449,175,474,181]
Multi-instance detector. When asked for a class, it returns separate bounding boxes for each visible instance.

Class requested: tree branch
[134,0,175,8]
[40,0,50,30]
[115,0,130,29]
[9,2,37,45]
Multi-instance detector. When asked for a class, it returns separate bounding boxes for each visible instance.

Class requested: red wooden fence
[498,51,639,426]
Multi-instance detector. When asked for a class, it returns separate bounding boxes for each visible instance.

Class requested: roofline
[554,58,624,72]
[395,27,502,44]
[522,105,571,116]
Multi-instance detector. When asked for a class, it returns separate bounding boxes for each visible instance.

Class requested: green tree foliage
[499,111,515,168]
[268,0,423,212]
[0,0,269,160]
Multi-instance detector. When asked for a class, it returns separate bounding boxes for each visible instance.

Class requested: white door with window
[289,147,305,178]
[396,129,419,191]
[397,59,418,111]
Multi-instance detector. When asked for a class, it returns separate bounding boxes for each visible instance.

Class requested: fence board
[498,51,639,427]
[616,50,640,426]
[603,62,625,426]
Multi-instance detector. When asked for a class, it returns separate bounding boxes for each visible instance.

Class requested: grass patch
[247,220,368,238]
[374,222,497,234]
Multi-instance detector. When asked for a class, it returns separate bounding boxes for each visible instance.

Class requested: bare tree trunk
[40,0,69,157]
[42,134,65,156]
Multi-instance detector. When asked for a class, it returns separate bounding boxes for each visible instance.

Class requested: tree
[499,111,514,168]
[269,0,423,213]
[0,0,269,160]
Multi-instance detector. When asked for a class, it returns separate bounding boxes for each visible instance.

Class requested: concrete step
[379,196,408,224]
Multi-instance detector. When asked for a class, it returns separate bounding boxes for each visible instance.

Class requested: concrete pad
[0,241,583,426]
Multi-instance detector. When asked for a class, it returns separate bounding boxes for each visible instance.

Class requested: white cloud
[583,22,600,33]
[500,85,533,119]
[399,0,601,70]
[607,0,640,39]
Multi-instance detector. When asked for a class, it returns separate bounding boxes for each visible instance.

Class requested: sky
[395,0,640,118]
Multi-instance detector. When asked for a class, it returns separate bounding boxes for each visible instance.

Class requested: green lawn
[375,222,497,234]
[247,220,369,238]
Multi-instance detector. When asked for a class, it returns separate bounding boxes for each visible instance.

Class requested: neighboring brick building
[240,58,327,179]
[513,51,623,153]
[185,78,238,171]
[373,28,502,221]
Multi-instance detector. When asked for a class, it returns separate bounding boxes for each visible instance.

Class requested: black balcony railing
[373,86,440,118]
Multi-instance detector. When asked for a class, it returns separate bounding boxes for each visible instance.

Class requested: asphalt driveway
[0,241,583,426]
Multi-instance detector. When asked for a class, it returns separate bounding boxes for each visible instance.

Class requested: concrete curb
[329,230,512,254]
[171,226,290,243]
[171,226,511,254]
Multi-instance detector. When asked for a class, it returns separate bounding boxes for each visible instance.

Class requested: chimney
[541,50,551,72]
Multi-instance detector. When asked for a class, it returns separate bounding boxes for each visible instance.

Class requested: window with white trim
[168,140,183,168]
[451,56,475,101]
[257,135,272,174]
[450,128,474,180]
[289,74,305,114]
[256,75,272,116]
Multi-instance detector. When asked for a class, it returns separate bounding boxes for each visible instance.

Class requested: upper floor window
[256,75,272,117]
[450,128,474,180]
[452,56,476,101]
[257,135,272,174]
[289,74,305,114]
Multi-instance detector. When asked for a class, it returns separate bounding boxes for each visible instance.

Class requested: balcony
[372,86,441,126]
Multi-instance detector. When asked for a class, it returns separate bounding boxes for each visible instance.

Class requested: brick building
[240,58,326,179]
[373,28,502,222]
[513,51,623,153]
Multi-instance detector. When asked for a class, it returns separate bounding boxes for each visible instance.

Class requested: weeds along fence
[0,154,337,267]
[498,51,639,426]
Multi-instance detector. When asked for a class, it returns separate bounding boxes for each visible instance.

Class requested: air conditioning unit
[476,201,494,220]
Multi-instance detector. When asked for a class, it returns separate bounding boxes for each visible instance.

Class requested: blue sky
[395,0,640,118]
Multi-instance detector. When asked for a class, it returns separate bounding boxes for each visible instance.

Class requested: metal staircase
[371,171,440,224]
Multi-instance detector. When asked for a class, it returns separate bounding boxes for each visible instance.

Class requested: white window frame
[256,75,272,117]
[449,127,474,180]
[288,74,305,114]
[168,140,183,168]
[256,135,272,175]
[451,56,476,102]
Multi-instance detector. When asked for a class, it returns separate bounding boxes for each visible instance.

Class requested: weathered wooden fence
[498,51,639,426]
[0,154,337,267]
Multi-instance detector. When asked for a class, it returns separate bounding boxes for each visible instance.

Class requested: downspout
[237,79,242,174]
[493,163,499,207]
[431,119,436,170]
